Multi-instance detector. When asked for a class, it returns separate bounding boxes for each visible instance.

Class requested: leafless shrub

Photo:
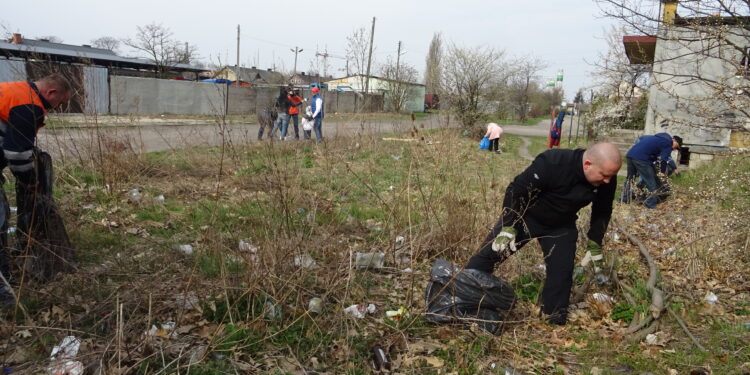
[441,44,507,128]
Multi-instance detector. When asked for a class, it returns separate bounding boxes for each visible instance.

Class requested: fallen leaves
[401,355,445,368]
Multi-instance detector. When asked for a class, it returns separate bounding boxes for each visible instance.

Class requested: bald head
[585,142,622,165]
[582,142,622,186]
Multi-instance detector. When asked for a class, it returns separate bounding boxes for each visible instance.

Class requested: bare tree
[123,23,198,78]
[380,57,419,112]
[591,25,651,99]
[91,36,121,54]
[538,86,565,113]
[583,25,653,135]
[424,32,443,95]
[442,44,506,128]
[574,89,585,104]
[595,0,750,133]
[1,22,12,40]
[507,56,548,122]
[345,27,375,90]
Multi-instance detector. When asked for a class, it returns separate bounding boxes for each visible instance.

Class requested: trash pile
[424,259,516,333]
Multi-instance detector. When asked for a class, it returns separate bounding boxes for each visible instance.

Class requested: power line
[239,32,346,57]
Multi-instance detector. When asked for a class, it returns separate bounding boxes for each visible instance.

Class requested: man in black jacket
[466,142,622,325]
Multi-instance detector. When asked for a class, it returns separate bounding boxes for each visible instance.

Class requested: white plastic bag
[302,105,313,131]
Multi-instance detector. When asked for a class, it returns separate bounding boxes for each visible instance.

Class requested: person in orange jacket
[286,87,304,140]
[0,73,72,301]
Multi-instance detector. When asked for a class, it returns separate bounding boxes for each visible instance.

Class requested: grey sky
[3,0,617,101]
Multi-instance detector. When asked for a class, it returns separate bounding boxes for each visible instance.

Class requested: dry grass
[0,121,748,374]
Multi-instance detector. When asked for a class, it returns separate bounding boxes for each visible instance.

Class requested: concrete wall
[110,76,383,115]
[253,86,279,112]
[333,91,357,113]
[384,84,425,113]
[645,25,750,148]
[328,75,423,113]
[227,86,254,115]
[111,76,227,115]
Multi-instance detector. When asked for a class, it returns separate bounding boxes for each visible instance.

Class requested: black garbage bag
[15,150,76,281]
[425,259,515,334]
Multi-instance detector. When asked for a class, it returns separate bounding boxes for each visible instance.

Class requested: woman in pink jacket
[485,122,504,154]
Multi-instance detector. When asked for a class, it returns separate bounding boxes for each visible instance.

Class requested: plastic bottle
[355,252,385,269]
[129,189,142,203]
[308,297,323,313]
[372,345,391,371]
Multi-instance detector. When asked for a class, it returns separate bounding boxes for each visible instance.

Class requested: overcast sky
[3,0,619,101]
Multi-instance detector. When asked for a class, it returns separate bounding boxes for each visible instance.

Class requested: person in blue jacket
[309,86,324,141]
[623,133,683,208]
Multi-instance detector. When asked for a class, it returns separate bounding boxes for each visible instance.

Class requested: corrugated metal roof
[21,38,116,56]
[0,39,204,72]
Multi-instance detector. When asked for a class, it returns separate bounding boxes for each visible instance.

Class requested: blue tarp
[202,79,233,85]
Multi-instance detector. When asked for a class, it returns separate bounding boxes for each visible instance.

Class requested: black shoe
[546,309,568,325]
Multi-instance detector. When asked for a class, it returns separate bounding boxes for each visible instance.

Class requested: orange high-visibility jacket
[0,81,49,182]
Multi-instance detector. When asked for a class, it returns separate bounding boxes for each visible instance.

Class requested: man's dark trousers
[289,114,300,139]
[625,157,659,208]
[466,215,578,318]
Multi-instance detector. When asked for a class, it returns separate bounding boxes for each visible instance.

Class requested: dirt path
[517,137,534,161]
[501,119,550,137]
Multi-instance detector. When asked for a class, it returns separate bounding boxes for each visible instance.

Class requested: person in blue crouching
[622,133,682,209]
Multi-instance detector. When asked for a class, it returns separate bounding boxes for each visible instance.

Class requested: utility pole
[395,41,402,80]
[235,25,240,85]
[575,105,582,144]
[364,16,376,96]
[290,46,303,75]
[567,105,574,146]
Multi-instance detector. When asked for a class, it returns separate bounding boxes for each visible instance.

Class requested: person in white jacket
[485,122,504,154]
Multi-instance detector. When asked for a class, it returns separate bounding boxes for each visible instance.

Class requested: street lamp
[291,47,303,74]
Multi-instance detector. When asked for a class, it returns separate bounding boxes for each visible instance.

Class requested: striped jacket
[0,81,50,183]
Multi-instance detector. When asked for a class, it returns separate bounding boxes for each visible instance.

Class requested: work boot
[545,308,568,326]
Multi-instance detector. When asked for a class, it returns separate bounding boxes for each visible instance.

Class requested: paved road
[38,116,574,163]
[501,119,551,137]
[38,115,449,159]
[502,117,585,139]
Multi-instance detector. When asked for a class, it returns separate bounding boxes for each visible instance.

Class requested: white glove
[580,252,603,273]
[491,227,517,253]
